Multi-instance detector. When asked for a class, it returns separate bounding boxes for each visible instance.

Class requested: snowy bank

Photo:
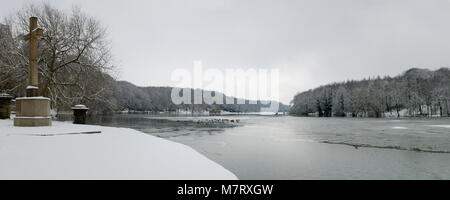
[0,120,237,180]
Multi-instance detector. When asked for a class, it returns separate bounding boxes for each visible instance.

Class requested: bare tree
[0,23,28,94]
[3,3,115,112]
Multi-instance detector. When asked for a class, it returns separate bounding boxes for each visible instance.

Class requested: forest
[290,68,450,118]
[114,81,290,113]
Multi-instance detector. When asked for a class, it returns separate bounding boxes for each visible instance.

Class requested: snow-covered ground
[0,119,237,180]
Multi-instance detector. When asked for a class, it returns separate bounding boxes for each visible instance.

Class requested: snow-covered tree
[1,3,116,113]
[290,68,450,118]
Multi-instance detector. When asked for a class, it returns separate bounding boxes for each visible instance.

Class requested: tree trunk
[396,105,400,118]
[42,78,51,98]
[428,104,431,117]
[445,99,450,117]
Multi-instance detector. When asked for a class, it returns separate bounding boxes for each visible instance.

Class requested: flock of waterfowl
[195,118,240,128]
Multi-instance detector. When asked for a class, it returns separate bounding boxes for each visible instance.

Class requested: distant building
[209,109,221,116]
[0,23,7,30]
[0,23,12,39]
[0,23,14,48]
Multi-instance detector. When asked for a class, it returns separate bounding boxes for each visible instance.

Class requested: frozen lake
[75,114,450,179]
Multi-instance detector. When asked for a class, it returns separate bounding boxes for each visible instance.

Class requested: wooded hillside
[290,68,450,118]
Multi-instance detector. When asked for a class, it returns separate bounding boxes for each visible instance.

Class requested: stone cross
[23,17,43,97]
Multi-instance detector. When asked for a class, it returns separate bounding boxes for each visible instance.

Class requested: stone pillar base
[14,117,52,126]
[14,97,52,127]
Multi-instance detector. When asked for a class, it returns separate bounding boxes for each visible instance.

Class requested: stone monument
[14,17,52,126]
[0,93,13,119]
[72,104,89,124]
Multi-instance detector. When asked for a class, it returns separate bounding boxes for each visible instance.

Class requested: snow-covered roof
[26,85,39,89]
[16,96,50,100]
[0,93,13,98]
[72,105,89,110]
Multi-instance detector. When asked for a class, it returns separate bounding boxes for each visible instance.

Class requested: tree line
[290,68,450,118]
[113,81,290,113]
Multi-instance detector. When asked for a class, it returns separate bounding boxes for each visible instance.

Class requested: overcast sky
[1,0,450,104]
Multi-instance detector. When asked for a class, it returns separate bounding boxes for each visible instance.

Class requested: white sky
[2,0,450,104]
